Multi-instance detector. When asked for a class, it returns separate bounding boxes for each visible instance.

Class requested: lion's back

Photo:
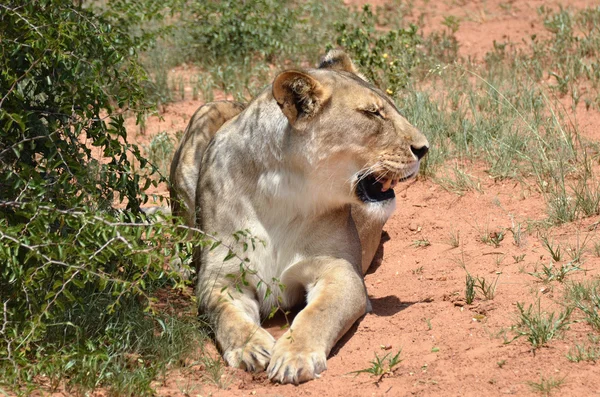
[169,101,245,226]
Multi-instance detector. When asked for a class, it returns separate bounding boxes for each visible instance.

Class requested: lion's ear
[272,70,324,125]
[318,50,367,82]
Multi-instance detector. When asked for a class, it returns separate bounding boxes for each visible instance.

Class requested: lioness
[170,50,429,384]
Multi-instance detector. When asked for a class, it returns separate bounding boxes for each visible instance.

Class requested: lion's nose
[410,144,429,160]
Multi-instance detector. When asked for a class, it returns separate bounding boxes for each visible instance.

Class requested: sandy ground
[126,1,600,396]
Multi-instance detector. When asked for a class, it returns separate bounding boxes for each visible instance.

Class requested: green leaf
[223,250,236,261]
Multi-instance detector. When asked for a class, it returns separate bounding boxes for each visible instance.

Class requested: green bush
[0,1,198,394]
[334,5,422,96]
[186,0,299,64]
[0,0,158,212]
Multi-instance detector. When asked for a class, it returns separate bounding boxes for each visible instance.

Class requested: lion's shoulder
[169,101,245,226]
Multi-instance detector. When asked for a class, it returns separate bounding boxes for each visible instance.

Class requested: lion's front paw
[266,336,327,384]
[222,327,275,372]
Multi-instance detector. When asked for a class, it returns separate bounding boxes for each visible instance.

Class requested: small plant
[545,177,577,225]
[499,2,514,13]
[593,241,600,257]
[448,228,460,248]
[452,249,469,269]
[464,268,499,302]
[512,300,572,349]
[350,349,403,381]
[191,76,199,100]
[566,342,600,363]
[441,15,461,34]
[412,266,424,275]
[475,275,499,300]
[555,263,582,281]
[144,131,176,177]
[490,231,505,247]
[565,280,600,330]
[572,170,600,219]
[566,233,590,263]
[465,273,476,304]
[413,238,431,248]
[496,359,506,368]
[540,235,562,262]
[528,262,582,283]
[513,254,526,263]
[423,317,433,330]
[494,328,512,344]
[481,229,505,248]
[528,263,554,283]
[199,74,215,102]
[200,354,232,389]
[527,375,565,396]
[493,254,505,266]
[565,280,598,303]
[436,163,482,196]
[510,219,526,247]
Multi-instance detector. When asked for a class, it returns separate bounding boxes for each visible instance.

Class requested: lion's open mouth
[355,172,415,203]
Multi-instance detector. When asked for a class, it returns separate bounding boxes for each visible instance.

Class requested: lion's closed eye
[360,107,386,120]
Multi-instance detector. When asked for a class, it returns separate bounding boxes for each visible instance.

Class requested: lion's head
[271,50,429,210]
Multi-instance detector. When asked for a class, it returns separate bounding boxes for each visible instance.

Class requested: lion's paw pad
[222,333,275,372]
[267,349,327,384]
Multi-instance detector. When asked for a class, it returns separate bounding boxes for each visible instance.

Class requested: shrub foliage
[0,1,192,393]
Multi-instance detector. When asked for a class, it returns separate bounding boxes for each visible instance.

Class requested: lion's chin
[361,195,397,222]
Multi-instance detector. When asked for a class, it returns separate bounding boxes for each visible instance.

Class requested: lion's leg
[201,282,276,371]
[267,258,367,384]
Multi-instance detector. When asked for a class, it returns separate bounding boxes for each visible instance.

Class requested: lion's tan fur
[169,101,245,226]
[169,51,428,384]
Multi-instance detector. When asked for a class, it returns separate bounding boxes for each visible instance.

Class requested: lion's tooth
[381,178,392,192]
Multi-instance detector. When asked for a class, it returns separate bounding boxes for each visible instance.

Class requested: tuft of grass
[464,270,499,302]
[423,317,433,330]
[527,375,565,396]
[513,254,526,263]
[144,131,176,177]
[465,273,476,304]
[475,275,499,300]
[350,349,403,380]
[436,163,482,196]
[493,254,505,266]
[511,300,572,349]
[540,235,562,262]
[510,219,526,247]
[566,233,590,264]
[448,228,460,248]
[544,172,577,225]
[413,238,431,248]
[412,266,424,275]
[528,262,582,283]
[544,163,600,225]
[199,353,231,389]
[441,15,461,34]
[481,230,505,248]
[573,176,600,219]
[566,342,600,363]
[593,241,600,257]
[565,280,600,331]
